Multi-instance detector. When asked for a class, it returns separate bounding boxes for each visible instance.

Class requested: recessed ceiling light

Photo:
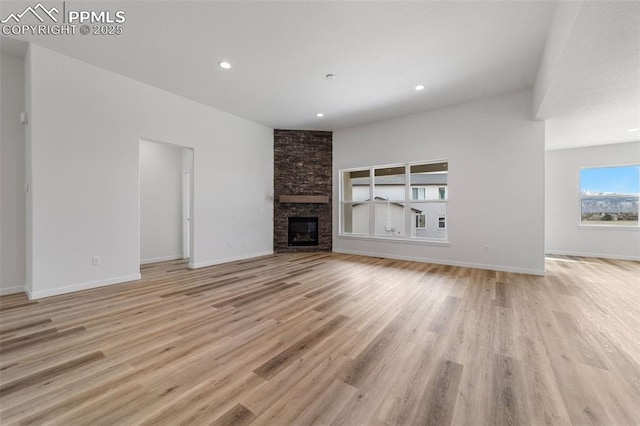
[325,73,336,79]
[316,113,324,118]
[415,84,425,91]
[628,128,640,132]
[219,61,231,69]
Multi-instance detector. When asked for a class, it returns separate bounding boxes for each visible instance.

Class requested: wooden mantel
[279,195,329,204]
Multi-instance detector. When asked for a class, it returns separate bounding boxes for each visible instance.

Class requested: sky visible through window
[580,165,639,226]
[580,165,640,195]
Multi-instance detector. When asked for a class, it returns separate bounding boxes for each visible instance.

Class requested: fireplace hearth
[288,217,319,246]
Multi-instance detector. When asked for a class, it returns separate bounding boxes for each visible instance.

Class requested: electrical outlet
[92,256,101,265]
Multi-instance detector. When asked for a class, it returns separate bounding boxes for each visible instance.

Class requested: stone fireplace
[274,130,332,253]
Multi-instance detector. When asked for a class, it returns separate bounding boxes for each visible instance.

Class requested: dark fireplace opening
[288,217,319,246]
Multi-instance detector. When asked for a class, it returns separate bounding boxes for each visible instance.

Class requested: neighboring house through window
[340,160,448,241]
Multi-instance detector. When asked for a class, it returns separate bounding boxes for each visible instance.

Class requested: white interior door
[182,170,191,259]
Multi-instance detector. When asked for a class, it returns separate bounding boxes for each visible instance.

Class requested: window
[412,187,426,200]
[341,169,371,234]
[580,165,639,227]
[340,160,448,241]
[438,214,446,229]
[373,166,406,236]
[375,166,405,201]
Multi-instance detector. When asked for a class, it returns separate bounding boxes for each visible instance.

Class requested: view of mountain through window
[580,165,639,226]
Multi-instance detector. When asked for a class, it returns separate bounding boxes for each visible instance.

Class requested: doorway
[139,138,194,265]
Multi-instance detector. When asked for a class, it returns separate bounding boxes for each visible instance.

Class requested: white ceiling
[1,1,638,150]
[537,1,640,150]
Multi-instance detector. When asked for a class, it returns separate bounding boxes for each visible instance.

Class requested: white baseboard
[189,250,274,269]
[0,285,25,296]
[545,250,640,261]
[333,248,545,276]
[140,255,183,265]
[28,273,142,300]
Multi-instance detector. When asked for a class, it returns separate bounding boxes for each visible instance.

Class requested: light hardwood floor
[1,253,639,425]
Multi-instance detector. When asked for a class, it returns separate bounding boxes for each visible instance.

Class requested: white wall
[25,44,273,299]
[139,139,184,264]
[0,52,26,295]
[334,90,545,275]
[546,142,640,260]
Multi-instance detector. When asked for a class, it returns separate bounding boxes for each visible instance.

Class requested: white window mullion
[338,171,343,234]
[369,167,375,236]
[404,164,411,237]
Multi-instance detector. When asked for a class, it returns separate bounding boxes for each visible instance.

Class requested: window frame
[438,214,446,230]
[438,187,446,200]
[412,187,426,201]
[415,213,427,229]
[340,168,372,235]
[339,159,449,244]
[578,164,640,230]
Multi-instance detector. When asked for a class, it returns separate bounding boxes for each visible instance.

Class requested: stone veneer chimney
[273,129,332,253]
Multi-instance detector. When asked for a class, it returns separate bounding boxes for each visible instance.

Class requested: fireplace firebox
[288,217,319,246]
